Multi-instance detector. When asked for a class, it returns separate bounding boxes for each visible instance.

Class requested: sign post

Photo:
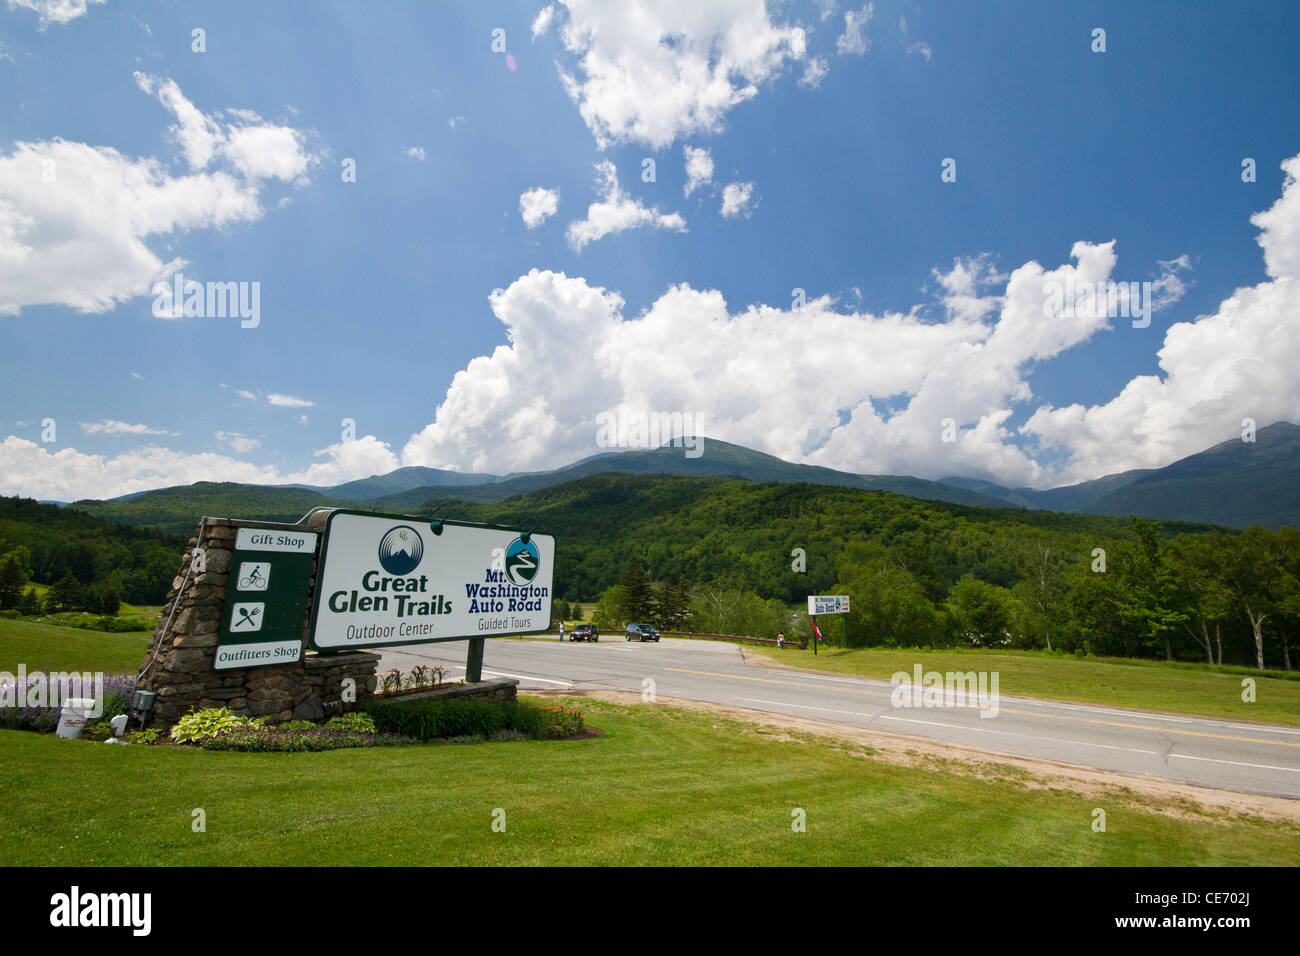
[309,512,554,679]
[807,595,851,655]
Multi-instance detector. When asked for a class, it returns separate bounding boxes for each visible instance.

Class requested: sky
[1,0,1299,501]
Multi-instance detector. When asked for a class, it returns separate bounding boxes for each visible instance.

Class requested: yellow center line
[663,667,1300,750]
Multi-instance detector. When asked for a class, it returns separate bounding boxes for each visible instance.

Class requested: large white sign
[808,595,850,615]
[310,512,555,650]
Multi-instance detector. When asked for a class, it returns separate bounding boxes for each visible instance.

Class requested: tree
[1217,528,1284,670]
[1165,535,1234,664]
[18,587,41,616]
[1017,541,1066,651]
[45,573,85,613]
[655,579,691,631]
[945,575,1019,648]
[620,558,654,623]
[0,554,26,610]
[839,563,944,648]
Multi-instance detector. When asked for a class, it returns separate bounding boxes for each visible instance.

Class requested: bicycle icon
[238,562,270,591]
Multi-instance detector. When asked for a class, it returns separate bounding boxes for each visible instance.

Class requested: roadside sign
[215,527,317,670]
[309,511,554,651]
[808,594,850,615]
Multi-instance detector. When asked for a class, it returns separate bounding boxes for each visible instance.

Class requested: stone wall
[373,676,517,707]
[136,517,380,728]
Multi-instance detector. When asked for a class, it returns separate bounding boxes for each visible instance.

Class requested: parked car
[570,624,599,642]
[625,623,660,642]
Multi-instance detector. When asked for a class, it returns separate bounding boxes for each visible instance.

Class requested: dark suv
[570,624,598,642]
[625,623,660,643]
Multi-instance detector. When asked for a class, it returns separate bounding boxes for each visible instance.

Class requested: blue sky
[1,0,1299,499]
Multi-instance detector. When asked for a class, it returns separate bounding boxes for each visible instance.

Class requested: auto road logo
[504,536,539,586]
[377,525,423,576]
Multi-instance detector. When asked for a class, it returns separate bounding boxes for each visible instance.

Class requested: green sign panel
[215,527,318,670]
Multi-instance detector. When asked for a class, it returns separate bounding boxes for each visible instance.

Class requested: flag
[811,619,824,643]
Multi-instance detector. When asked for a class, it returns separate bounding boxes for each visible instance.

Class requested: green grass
[0,617,148,674]
[750,645,1300,726]
[1,697,1294,866]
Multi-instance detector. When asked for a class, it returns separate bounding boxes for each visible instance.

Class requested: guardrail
[659,630,807,650]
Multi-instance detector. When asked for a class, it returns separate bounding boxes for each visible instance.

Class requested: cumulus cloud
[0,75,318,316]
[554,0,805,149]
[519,186,560,228]
[1020,154,1300,484]
[836,4,873,56]
[0,434,400,500]
[214,431,260,454]
[565,161,686,251]
[683,145,713,197]
[5,0,103,26]
[719,181,755,217]
[403,146,426,161]
[80,420,169,437]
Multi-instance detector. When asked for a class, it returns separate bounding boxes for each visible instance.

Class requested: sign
[309,511,554,651]
[808,594,850,615]
[215,527,317,670]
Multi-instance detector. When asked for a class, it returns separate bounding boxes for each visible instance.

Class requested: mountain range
[66,422,1300,535]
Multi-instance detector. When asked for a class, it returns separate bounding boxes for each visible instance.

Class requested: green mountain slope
[1086,421,1300,529]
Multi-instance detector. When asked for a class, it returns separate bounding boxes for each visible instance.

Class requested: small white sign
[235,528,317,554]
[229,602,265,632]
[236,562,271,591]
[808,595,850,615]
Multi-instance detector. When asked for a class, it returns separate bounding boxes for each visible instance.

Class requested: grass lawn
[1,697,1294,866]
[750,645,1300,727]
[0,617,148,675]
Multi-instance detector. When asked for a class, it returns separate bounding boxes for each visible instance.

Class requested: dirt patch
[531,688,1300,827]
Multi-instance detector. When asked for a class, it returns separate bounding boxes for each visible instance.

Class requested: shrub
[323,712,376,734]
[196,726,411,752]
[365,698,583,742]
[126,728,161,744]
[170,707,265,744]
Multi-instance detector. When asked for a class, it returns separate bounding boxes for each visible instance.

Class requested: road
[378,636,1300,800]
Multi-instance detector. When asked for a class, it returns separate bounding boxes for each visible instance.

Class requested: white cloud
[80,419,168,436]
[683,145,713,197]
[0,75,317,316]
[267,393,313,408]
[531,4,557,39]
[446,116,465,129]
[719,181,755,217]
[554,0,805,149]
[899,14,932,61]
[5,0,103,26]
[403,146,426,162]
[800,57,829,88]
[0,434,399,500]
[1020,154,1300,484]
[214,430,260,454]
[565,160,686,251]
[519,186,560,228]
[836,4,873,56]
[402,154,1300,489]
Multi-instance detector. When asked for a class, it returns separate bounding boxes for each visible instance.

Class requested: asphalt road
[378,636,1300,800]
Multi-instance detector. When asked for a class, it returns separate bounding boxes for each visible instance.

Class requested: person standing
[777,631,785,649]
[558,620,565,642]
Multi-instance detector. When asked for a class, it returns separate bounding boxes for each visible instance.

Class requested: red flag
[811,619,824,643]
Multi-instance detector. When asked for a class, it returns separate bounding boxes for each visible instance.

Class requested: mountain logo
[504,536,540,586]
[378,525,424,576]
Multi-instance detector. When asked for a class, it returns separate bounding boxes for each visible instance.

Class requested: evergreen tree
[0,554,25,610]
[45,573,85,613]
[18,587,41,616]
[620,558,654,623]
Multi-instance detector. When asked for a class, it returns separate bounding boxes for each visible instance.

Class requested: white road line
[481,668,574,687]
[734,697,1162,757]
[1166,753,1300,774]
